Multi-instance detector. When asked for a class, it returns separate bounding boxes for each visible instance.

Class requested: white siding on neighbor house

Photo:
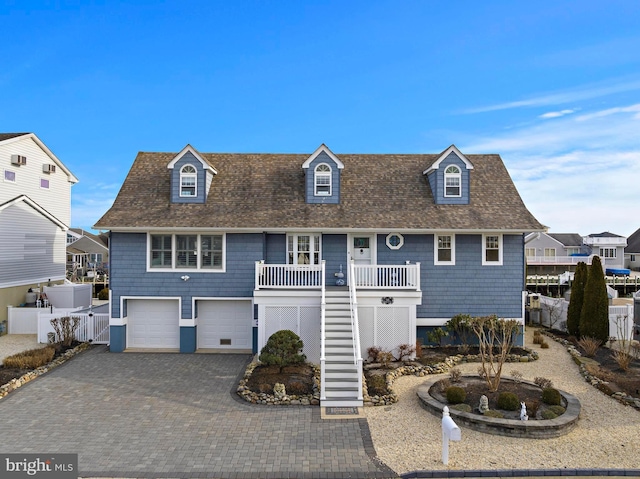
[0,136,73,225]
[0,201,66,287]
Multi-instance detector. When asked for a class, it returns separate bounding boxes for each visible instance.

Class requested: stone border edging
[400,467,640,478]
[542,330,640,410]
[0,342,91,399]
[416,374,581,438]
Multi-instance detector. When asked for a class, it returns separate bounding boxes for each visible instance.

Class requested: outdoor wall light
[180,275,190,281]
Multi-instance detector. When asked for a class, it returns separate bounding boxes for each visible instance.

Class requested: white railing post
[320,260,326,401]
[442,406,461,465]
[349,260,364,401]
[255,260,263,290]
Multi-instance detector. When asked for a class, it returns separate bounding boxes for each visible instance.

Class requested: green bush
[542,387,562,405]
[97,287,109,300]
[258,330,306,371]
[445,386,466,404]
[541,409,558,420]
[3,346,55,369]
[547,405,566,416]
[496,392,520,411]
[483,410,504,418]
[366,374,388,396]
[450,403,472,413]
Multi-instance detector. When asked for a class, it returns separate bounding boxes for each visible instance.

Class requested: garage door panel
[128,299,180,349]
[198,300,252,350]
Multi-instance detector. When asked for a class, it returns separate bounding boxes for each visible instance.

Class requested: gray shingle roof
[625,228,640,253]
[94,149,545,232]
[548,233,584,247]
[0,132,30,142]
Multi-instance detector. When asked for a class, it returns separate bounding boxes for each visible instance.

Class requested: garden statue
[273,383,286,399]
[478,395,489,414]
[520,401,528,421]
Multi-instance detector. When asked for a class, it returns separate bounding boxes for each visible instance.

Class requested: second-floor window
[287,234,321,265]
[525,248,535,257]
[314,163,331,196]
[483,234,503,265]
[149,233,225,271]
[435,234,455,264]
[599,248,616,258]
[444,165,461,197]
[544,248,556,257]
[180,164,197,197]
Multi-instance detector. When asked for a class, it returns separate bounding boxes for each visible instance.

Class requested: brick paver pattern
[0,346,393,478]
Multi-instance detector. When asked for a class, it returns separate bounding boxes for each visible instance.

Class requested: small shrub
[427,327,448,346]
[612,350,633,371]
[534,376,553,389]
[378,351,394,368]
[366,346,382,362]
[3,346,55,369]
[258,330,306,371]
[395,343,416,361]
[451,403,472,413]
[540,341,550,349]
[542,387,562,405]
[438,378,451,393]
[510,370,523,383]
[525,399,541,417]
[257,383,272,394]
[449,367,462,383]
[366,374,388,396]
[483,410,504,418]
[415,340,423,358]
[532,335,543,345]
[496,392,520,411]
[548,405,566,415]
[578,337,602,358]
[97,287,109,300]
[533,329,541,337]
[541,409,558,420]
[457,343,471,354]
[50,316,81,347]
[287,380,309,396]
[445,386,467,404]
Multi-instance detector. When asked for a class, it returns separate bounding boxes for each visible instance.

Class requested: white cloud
[461,103,640,237]
[539,109,575,119]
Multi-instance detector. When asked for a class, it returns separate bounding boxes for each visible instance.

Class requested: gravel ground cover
[0,334,45,364]
[365,327,640,474]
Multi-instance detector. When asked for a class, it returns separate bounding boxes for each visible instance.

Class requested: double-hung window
[149,233,225,271]
[525,248,535,257]
[544,248,556,258]
[599,247,616,258]
[314,164,331,196]
[287,234,321,265]
[180,164,197,197]
[444,165,461,197]
[435,234,455,265]
[483,234,503,265]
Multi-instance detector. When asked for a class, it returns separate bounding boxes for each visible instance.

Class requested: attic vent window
[444,165,461,197]
[180,164,197,197]
[314,163,332,196]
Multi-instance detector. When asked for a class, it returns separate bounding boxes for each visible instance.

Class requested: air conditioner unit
[11,154,27,166]
[43,164,56,173]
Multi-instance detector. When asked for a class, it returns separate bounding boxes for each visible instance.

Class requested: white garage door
[128,299,180,349]
[197,300,253,350]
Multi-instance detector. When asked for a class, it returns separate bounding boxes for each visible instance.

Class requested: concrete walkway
[0,346,394,479]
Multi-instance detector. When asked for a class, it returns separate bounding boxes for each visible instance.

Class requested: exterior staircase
[321,288,363,408]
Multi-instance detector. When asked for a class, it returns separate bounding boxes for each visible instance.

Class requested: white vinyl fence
[38,312,110,344]
[535,295,634,340]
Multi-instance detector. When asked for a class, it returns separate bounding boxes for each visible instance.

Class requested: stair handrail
[320,260,326,401]
[349,260,364,401]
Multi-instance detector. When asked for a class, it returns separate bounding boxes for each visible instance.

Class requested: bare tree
[469,315,520,392]
[542,297,565,331]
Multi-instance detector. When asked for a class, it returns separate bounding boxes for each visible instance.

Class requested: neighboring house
[525,232,593,275]
[583,232,627,272]
[94,143,544,407]
[624,227,640,271]
[0,133,78,325]
[66,228,109,279]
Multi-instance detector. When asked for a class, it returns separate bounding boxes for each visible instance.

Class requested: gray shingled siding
[265,233,286,263]
[170,151,206,204]
[433,152,470,205]
[322,234,348,285]
[305,151,341,204]
[109,232,262,319]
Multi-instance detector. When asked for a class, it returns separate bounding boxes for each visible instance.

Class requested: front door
[348,235,375,285]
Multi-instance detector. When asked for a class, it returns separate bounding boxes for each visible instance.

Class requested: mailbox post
[441,406,461,465]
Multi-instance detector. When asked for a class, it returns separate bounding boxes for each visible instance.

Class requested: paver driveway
[0,345,395,478]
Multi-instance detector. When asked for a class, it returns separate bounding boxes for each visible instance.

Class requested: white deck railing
[320,261,327,402]
[255,261,323,289]
[526,254,596,265]
[349,261,364,401]
[352,263,421,290]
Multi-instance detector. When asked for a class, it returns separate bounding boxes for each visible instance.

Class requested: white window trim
[40,177,50,189]
[434,233,455,265]
[544,248,556,257]
[179,164,198,197]
[482,234,503,266]
[444,165,462,198]
[525,248,536,257]
[599,247,616,258]
[147,233,226,272]
[314,163,332,196]
[287,233,322,265]
[385,233,404,250]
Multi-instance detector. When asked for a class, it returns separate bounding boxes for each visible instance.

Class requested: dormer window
[180,164,197,197]
[314,163,332,196]
[444,165,461,197]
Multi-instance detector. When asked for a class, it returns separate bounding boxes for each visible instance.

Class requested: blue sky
[2,0,639,237]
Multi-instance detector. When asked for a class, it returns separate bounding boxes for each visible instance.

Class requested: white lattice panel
[376,307,397,351]
[392,307,411,346]
[264,306,298,341]
[358,307,375,358]
[299,306,321,363]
